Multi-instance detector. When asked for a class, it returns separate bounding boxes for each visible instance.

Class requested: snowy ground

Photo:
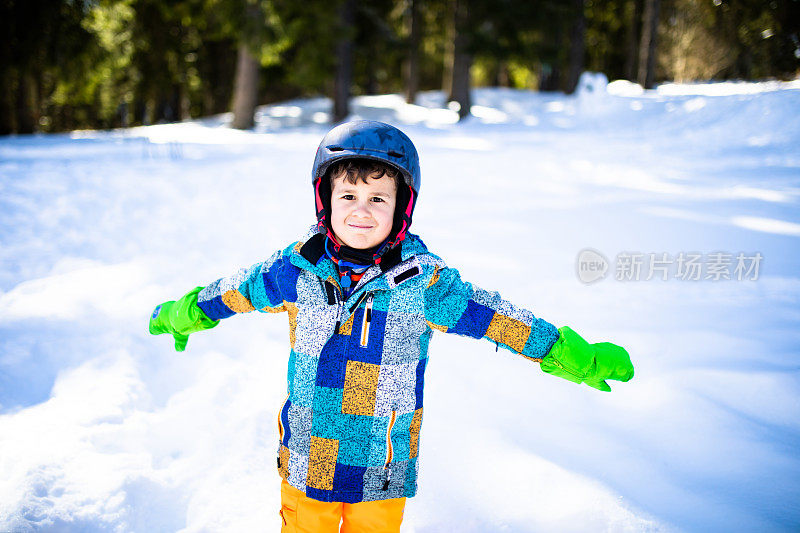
[1,77,799,532]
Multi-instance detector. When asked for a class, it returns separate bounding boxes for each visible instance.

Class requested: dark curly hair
[328,159,399,190]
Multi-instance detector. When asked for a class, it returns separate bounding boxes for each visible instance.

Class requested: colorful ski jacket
[196,226,560,503]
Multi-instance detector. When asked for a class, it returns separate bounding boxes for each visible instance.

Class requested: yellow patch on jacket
[486,314,531,353]
[307,436,339,491]
[342,360,380,416]
[222,289,256,313]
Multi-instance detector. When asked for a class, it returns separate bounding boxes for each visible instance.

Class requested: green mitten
[540,326,634,391]
[149,286,220,351]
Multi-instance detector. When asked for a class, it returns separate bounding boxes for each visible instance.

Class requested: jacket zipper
[277,393,289,468]
[348,290,369,314]
[359,293,374,347]
[382,409,397,490]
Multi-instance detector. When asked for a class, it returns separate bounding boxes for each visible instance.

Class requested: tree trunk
[447,0,471,120]
[333,0,355,123]
[0,67,15,134]
[365,42,379,95]
[565,0,586,95]
[403,0,420,104]
[539,20,563,91]
[637,0,660,89]
[497,61,510,88]
[624,0,642,81]
[539,63,562,92]
[442,0,455,94]
[144,97,156,126]
[231,43,260,130]
[15,70,35,134]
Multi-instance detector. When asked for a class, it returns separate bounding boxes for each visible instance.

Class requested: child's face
[330,174,397,250]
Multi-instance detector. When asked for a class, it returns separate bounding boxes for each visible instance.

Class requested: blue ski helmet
[312,120,421,249]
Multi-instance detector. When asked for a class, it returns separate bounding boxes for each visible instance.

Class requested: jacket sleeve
[423,265,560,362]
[197,250,293,320]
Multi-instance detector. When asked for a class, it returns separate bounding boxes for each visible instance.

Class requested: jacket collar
[298,232,326,266]
[289,224,428,280]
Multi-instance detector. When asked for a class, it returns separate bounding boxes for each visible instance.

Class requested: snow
[1,77,799,532]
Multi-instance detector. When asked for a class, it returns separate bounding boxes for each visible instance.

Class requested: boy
[149,120,634,532]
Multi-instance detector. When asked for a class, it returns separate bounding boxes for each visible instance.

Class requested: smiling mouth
[348,224,373,229]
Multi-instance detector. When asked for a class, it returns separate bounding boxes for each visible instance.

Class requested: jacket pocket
[277,393,289,469]
[382,409,397,490]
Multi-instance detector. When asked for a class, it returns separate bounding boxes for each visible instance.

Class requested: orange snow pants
[279,479,406,533]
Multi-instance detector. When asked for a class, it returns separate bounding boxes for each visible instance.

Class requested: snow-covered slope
[1,78,799,532]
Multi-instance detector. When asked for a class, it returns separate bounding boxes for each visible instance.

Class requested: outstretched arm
[149,250,290,351]
[423,266,633,391]
[424,265,559,361]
